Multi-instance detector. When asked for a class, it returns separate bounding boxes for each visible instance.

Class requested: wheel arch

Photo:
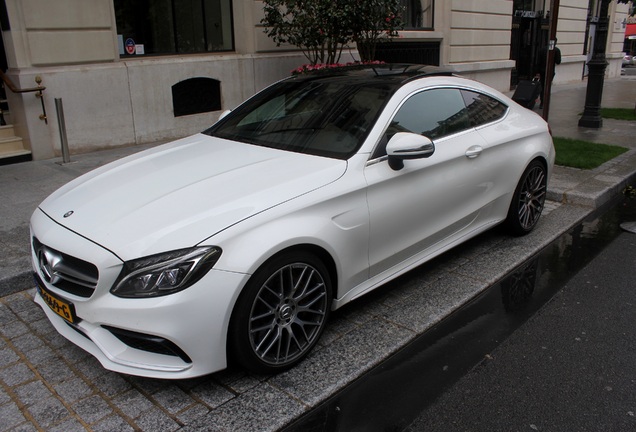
[252,243,339,304]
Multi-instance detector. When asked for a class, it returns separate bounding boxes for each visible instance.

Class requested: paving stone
[127,375,173,394]
[92,372,131,397]
[56,343,90,364]
[0,388,10,405]
[112,389,155,419]
[14,304,45,324]
[21,345,56,367]
[74,356,109,380]
[48,418,87,432]
[53,377,94,403]
[10,333,43,353]
[152,386,195,415]
[134,407,181,432]
[15,381,52,406]
[92,414,135,432]
[176,403,209,425]
[28,318,55,336]
[27,396,70,429]
[0,347,20,368]
[222,374,264,394]
[0,401,28,431]
[8,422,38,432]
[4,294,34,314]
[36,358,77,384]
[0,362,36,386]
[204,383,305,432]
[0,321,29,339]
[0,305,16,326]
[72,395,113,424]
[191,380,236,409]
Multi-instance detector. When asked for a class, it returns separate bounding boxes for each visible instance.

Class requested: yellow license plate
[37,284,77,324]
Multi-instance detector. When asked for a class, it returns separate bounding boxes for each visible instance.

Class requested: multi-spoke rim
[517,165,546,230]
[248,263,328,366]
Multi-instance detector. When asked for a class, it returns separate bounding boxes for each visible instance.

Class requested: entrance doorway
[510,10,549,87]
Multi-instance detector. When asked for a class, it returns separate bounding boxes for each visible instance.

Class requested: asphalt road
[405,229,636,432]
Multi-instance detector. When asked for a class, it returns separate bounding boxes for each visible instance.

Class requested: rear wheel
[506,160,547,235]
[229,251,332,374]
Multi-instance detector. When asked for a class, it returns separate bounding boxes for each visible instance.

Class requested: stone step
[0,126,31,164]
[0,136,25,153]
[0,124,16,139]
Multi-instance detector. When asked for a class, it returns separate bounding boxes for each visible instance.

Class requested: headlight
[111,247,222,298]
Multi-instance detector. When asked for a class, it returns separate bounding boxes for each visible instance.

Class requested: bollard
[55,98,70,164]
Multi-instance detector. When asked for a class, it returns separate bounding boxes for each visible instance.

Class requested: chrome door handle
[465,145,483,159]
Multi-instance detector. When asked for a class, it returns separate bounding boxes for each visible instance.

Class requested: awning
[626,23,636,38]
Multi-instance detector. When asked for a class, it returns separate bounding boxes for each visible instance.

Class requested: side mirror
[386,132,435,170]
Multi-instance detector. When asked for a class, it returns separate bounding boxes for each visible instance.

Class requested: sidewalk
[0,77,635,431]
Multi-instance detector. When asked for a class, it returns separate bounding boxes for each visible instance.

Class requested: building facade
[0,0,630,161]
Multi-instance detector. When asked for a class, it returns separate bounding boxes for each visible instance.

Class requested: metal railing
[0,69,47,124]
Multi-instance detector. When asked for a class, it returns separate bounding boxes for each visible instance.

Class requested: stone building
[0,0,630,162]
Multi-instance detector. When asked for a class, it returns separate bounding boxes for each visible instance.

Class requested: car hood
[39,134,347,261]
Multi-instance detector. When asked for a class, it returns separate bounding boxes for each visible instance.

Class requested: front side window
[206,79,393,160]
[401,0,434,29]
[115,0,234,56]
[388,88,471,140]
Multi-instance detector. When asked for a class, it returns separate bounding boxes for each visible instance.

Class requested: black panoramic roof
[289,64,454,85]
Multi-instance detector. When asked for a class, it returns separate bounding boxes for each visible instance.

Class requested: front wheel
[229,251,332,374]
[506,160,547,236]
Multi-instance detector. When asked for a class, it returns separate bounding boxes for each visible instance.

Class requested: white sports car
[31,65,554,379]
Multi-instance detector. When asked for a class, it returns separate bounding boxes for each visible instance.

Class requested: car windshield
[204,77,394,159]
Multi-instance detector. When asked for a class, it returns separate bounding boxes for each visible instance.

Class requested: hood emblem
[63,211,74,218]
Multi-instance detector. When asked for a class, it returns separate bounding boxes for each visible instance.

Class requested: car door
[364,87,493,277]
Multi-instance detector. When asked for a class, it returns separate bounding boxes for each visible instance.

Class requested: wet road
[406,230,636,431]
[284,196,636,432]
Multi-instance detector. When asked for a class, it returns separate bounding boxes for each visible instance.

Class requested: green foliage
[553,137,628,169]
[261,0,403,65]
[349,0,404,61]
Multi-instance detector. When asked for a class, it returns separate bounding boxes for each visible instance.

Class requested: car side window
[373,88,471,159]
[460,90,508,127]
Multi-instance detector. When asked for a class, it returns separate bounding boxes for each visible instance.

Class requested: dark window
[114,0,233,56]
[388,88,471,140]
[172,77,222,117]
[374,41,440,65]
[460,90,508,127]
[401,0,434,29]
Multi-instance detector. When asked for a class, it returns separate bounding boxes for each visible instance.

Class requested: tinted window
[115,0,234,56]
[460,90,508,127]
[388,88,471,140]
[206,79,392,159]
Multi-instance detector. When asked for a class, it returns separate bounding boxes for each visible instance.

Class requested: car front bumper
[31,209,249,379]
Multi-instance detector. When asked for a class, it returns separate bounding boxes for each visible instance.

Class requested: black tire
[228,251,332,374]
[506,160,547,236]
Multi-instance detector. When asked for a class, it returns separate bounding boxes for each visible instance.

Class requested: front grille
[33,237,99,298]
[102,325,192,363]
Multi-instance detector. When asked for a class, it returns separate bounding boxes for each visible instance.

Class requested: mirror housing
[386,132,435,170]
